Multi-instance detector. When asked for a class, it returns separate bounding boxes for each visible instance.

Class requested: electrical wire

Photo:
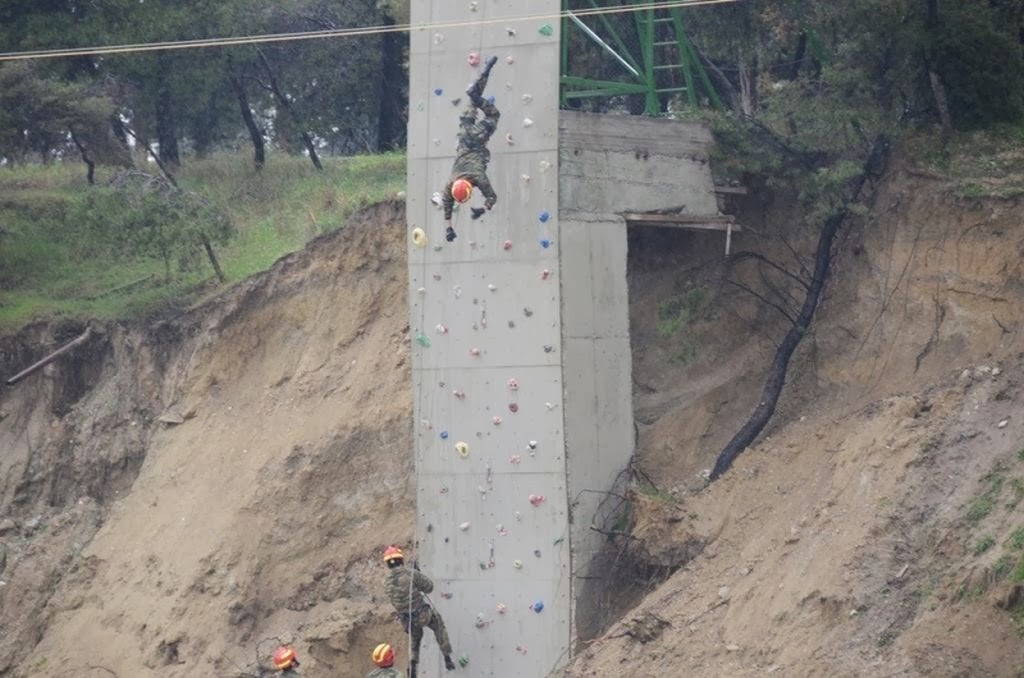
[0,0,740,62]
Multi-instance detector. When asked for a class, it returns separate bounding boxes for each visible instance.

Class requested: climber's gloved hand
[445,227,457,242]
[470,207,486,221]
[413,559,421,572]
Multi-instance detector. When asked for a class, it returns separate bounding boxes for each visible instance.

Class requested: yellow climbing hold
[456,441,470,457]
[412,227,428,248]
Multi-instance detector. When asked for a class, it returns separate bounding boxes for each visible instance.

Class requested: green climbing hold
[458,653,470,667]
[415,332,431,348]
[538,23,553,36]
[553,536,564,546]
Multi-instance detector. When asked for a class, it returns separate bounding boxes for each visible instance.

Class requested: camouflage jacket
[441,100,500,220]
[385,565,435,616]
[366,668,403,678]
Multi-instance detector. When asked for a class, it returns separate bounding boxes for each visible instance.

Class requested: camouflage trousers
[397,605,453,661]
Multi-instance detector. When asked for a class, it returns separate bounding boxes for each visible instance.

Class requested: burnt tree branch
[710,134,890,480]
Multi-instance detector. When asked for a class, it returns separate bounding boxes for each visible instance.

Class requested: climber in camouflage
[442,55,500,243]
[382,546,455,676]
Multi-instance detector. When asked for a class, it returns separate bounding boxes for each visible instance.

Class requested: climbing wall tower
[407,2,573,676]
[407,2,719,675]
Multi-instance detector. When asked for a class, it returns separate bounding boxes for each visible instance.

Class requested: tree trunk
[928,65,953,130]
[710,135,889,480]
[738,50,758,117]
[156,79,180,168]
[376,14,406,150]
[70,131,95,185]
[232,75,266,170]
[256,48,323,171]
[201,233,226,282]
[786,32,807,81]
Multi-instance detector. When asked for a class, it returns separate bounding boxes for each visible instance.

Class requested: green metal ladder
[560,0,722,115]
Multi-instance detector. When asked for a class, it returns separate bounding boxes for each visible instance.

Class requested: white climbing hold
[420,419,431,429]
[523,117,534,128]
[509,455,521,464]
[492,416,502,425]
[522,93,533,104]
[506,27,516,37]
[434,33,445,45]
[505,132,515,145]
[453,285,462,298]
[508,378,519,390]
[459,521,471,531]
[514,511,522,521]
[513,559,523,569]
[521,174,531,182]
[431,192,443,208]
[496,603,507,614]
[435,323,448,334]
[433,138,441,146]
[469,1,478,11]
[417,287,426,295]
[539,160,551,172]
[505,55,514,64]
[528,440,538,450]
[488,283,497,291]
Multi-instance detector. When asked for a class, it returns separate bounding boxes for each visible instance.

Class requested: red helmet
[273,646,298,670]
[372,643,396,668]
[382,545,404,563]
[451,178,473,203]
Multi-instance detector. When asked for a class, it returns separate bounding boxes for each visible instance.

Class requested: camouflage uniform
[442,59,500,222]
[366,668,403,678]
[385,565,453,664]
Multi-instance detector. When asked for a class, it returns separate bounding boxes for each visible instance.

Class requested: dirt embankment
[0,201,415,677]
[567,156,1024,676]
[2,152,1024,678]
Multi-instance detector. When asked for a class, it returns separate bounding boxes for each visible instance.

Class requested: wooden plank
[626,220,742,233]
[623,212,736,225]
[714,185,749,195]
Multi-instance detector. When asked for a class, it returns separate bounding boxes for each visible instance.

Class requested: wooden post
[725,223,733,257]
[5,327,92,386]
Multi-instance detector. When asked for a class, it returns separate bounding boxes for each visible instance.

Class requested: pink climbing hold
[529,494,545,506]
[470,347,481,356]
[492,416,502,425]
[467,52,481,67]
[508,455,521,464]
[515,646,528,655]
[453,389,466,399]
[541,269,551,280]
[502,240,513,251]
[508,403,519,413]
[507,378,519,390]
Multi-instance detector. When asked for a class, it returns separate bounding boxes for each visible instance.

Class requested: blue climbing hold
[440,430,449,440]
[538,211,550,223]
[434,87,443,96]
[487,95,496,105]
[539,238,552,249]
[531,600,544,613]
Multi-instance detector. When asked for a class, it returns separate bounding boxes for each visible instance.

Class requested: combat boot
[408,659,418,678]
[444,655,456,671]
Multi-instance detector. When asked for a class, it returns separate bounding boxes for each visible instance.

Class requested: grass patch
[1007,528,1024,551]
[1009,478,1024,510]
[967,471,1006,524]
[656,286,713,366]
[0,153,405,331]
[975,535,997,555]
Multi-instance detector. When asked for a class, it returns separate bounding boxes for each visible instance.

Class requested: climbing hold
[434,33,444,45]
[487,95,496,105]
[541,269,551,280]
[459,521,471,531]
[467,52,481,67]
[515,645,528,655]
[540,238,552,249]
[508,455,521,464]
[432,138,441,146]
[514,511,522,521]
[416,287,426,296]
[508,320,516,329]
[539,211,550,223]
[433,273,442,281]
[492,416,502,425]
[523,117,534,128]
[453,389,466,399]
[420,419,431,429]
[539,160,552,172]
[531,600,544,613]
[415,333,431,348]
[475,613,489,628]
[435,323,448,335]
[545,402,557,410]
[440,430,449,440]
[508,378,519,390]
[505,55,514,64]
[497,524,508,536]
[523,307,533,317]
[458,654,470,668]
[543,345,553,353]
[431,191,443,208]
[505,81,513,90]
[502,240,513,251]
[538,23,554,36]
[469,0,478,10]
[433,244,443,252]
[506,27,517,37]
[469,347,481,357]
[508,403,519,413]
[434,88,443,96]
[534,549,542,558]
[522,93,533,104]
[528,440,538,450]
[456,441,470,457]
[521,174,531,182]
[441,591,453,599]
[488,283,497,291]
[496,603,507,614]
[553,537,564,546]
[529,494,545,506]
[505,132,515,145]
[453,285,462,298]
[411,227,428,247]
[440,487,449,494]
[513,559,523,569]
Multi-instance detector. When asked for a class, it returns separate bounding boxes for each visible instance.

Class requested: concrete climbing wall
[406,2,568,676]
[407,5,720,675]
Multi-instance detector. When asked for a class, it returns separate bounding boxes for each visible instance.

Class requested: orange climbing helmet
[382,545,404,563]
[451,178,473,203]
[372,643,396,668]
[273,646,299,670]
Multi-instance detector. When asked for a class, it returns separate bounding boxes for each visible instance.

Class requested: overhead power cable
[0,0,739,62]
